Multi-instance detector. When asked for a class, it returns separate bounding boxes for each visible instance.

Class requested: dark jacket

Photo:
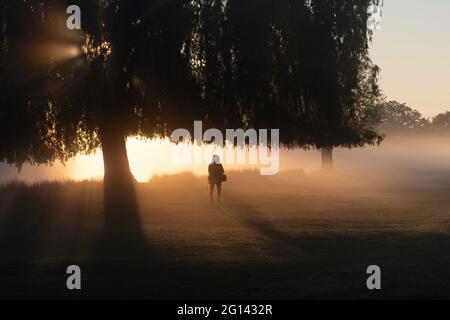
[208,163,224,184]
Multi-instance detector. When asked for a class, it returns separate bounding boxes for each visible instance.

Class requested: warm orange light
[69,137,262,182]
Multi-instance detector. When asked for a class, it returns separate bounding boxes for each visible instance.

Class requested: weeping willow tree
[0,0,204,235]
[189,0,384,169]
[1,0,383,231]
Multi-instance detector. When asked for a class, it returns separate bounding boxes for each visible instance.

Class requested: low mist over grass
[1,164,450,299]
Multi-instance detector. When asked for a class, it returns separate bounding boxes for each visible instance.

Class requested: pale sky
[370,0,450,118]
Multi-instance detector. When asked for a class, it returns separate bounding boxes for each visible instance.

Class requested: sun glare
[70,137,207,182]
[69,137,265,182]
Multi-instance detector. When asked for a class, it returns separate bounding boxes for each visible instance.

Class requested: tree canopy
[373,100,450,135]
[378,101,430,131]
[1,0,384,174]
[191,0,384,149]
[432,111,450,130]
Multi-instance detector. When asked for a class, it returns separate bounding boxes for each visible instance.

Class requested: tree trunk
[100,125,141,238]
[321,147,334,171]
[101,126,132,186]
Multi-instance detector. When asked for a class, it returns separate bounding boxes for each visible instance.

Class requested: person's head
[212,155,220,164]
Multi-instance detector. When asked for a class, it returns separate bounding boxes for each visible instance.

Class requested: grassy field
[1,169,450,299]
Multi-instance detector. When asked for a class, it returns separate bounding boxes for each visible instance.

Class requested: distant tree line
[377,100,450,133]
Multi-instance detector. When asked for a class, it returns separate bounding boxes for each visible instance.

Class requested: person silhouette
[208,155,226,203]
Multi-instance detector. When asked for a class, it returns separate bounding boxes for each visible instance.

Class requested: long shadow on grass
[4,182,450,299]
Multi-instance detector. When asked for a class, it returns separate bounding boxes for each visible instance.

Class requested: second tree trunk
[321,147,334,171]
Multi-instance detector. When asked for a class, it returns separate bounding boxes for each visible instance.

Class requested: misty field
[1,164,450,300]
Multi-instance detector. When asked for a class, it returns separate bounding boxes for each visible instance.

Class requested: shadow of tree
[4,182,450,299]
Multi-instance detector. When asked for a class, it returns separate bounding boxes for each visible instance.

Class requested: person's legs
[217,182,222,202]
[209,183,215,202]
